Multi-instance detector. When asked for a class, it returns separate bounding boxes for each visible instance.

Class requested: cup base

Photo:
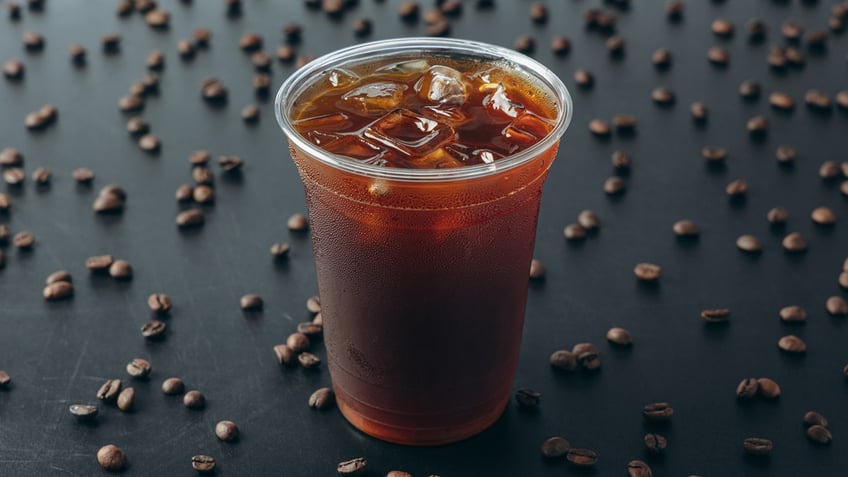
[334,386,509,446]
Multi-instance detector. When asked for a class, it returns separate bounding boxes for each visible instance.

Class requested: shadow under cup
[275,38,572,446]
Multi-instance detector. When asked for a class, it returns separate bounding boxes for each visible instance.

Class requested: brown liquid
[288,56,560,445]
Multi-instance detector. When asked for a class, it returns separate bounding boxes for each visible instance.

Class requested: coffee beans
[287,332,310,353]
[563,224,586,241]
[94,185,126,213]
[777,334,806,353]
[604,176,625,195]
[820,161,841,179]
[273,344,295,366]
[126,358,151,378]
[634,263,662,282]
[192,455,216,473]
[141,320,166,339]
[628,460,652,477]
[86,254,114,271]
[736,378,759,399]
[69,404,98,420]
[550,350,578,371]
[782,232,807,252]
[757,378,781,398]
[298,352,321,368]
[743,437,773,456]
[577,210,600,230]
[2,59,24,79]
[46,270,71,285]
[4,168,25,186]
[566,448,598,467]
[643,433,667,453]
[306,295,322,314]
[270,242,290,259]
[807,425,832,445]
[726,180,748,198]
[176,209,205,228]
[690,102,708,121]
[736,235,762,253]
[574,69,594,89]
[215,420,239,441]
[0,370,11,387]
[767,207,789,224]
[0,147,22,166]
[240,294,263,311]
[309,387,335,410]
[606,327,632,346]
[43,281,73,301]
[551,36,571,55]
[97,444,127,471]
[147,293,171,313]
[712,18,734,36]
[811,207,836,225]
[652,48,672,68]
[145,8,170,28]
[803,411,828,428]
[513,36,535,54]
[22,32,45,50]
[72,168,94,183]
[162,377,185,395]
[201,78,228,102]
[109,259,133,280]
[673,220,700,238]
[612,115,637,132]
[825,296,848,316]
[337,457,367,475]
[589,119,611,137]
[529,259,546,279]
[707,46,729,66]
[701,146,727,162]
[642,402,673,421]
[805,90,832,111]
[218,155,244,172]
[97,379,122,401]
[779,305,807,322]
[541,436,570,458]
[287,213,309,232]
[651,87,675,105]
[117,387,134,411]
[184,390,205,409]
[606,36,626,56]
[775,146,796,164]
[769,92,794,111]
[515,388,541,407]
[701,308,731,323]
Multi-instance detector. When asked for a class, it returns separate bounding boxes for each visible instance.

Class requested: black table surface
[1,1,847,476]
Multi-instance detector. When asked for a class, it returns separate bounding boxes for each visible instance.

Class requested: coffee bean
[43,281,73,301]
[767,207,789,224]
[138,134,160,153]
[773,145,796,164]
[612,150,631,169]
[541,436,570,458]
[145,8,170,28]
[785,47,805,66]
[295,351,319,369]
[71,167,94,184]
[612,114,637,131]
[309,387,335,410]
[652,48,672,68]
[254,72,273,94]
[651,87,675,105]
[707,46,729,66]
[192,166,214,186]
[141,320,166,339]
[826,296,848,316]
[574,69,594,89]
[840,272,848,290]
[386,472,413,477]
[746,116,768,136]
[69,404,98,420]
[201,78,228,102]
[162,377,185,395]
[807,425,832,445]
[837,91,848,110]
[0,370,10,386]
[701,308,731,323]
[188,185,213,205]
[184,390,205,409]
[126,358,151,378]
[702,146,727,162]
[86,255,114,272]
[526,258,546,280]
[606,36,626,56]
[337,457,367,475]
[117,387,134,411]
[628,460,652,477]
[606,327,632,346]
[101,34,121,52]
[843,163,848,178]
[3,168,25,185]
[93,189,125,213]
[782,232,807,252]
[13,231,34,249]
[811,207,836,225]
[177,39,195,59]
[28,166,48,185]
[268,242,291,260]
[273,344,295,366]
[780,306,807,322]
[739,80,760,100]
[136,0,155,13]
[604,176,625,195]
[736,378,759,399]
[563,223,586,241]
[285,333,310,353]
[778,334,806,353]
[192,455,216,473]
[297,322,323,337]
[643,402,673,421]
[7,3,21,19]
[514,36,535,54]
[634,263,662,282]
[550,350,578,371]
[0,147,23,166]
[215,420,239,441]
[46,270,71,285]
[176,209,205,228]
[0,225,8,245]
[240,294,263,311]
[2,59,24,79]
[97,445,127,471]
[191,28,211,48]
[746,18,768,41]
[551,36,570,55]
[109,259,132,280]
[690,102,708,121]
[145,50,165,70]
[782,21,803,41]
[239,103,260,123]
[673,220,700,238]
[566,448,598,467]
[805,90,832,111]
[756,378,780,398]
[217,155,243,172]
[806,30,827,50]
[146,293,171,313]
[118,94,144,113]
[820,160,841,179]
[712,18,734,36]
[312,313,323,326]
[666,1,684,20]
[643,433,667,453]
[302,297,320,316]
[22,32,44,50]
[803,411,828,428]
[736,235,762,253]
[743,437,773,456]
[96,379,122,401]
[515,388,541,408]
[529,2,548,23]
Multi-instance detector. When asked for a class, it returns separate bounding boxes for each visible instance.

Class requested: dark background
[1,0,847,475]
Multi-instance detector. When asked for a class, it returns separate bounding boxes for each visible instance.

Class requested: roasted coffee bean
[386,472,413,477]
[551,36,570,55]
[217,155,243,172]
[782,232,807,252]
[277,44,296,63]
[707,46,729,66]
[541,436,570,458]
[286,332,310,352]
[515,388,541,407]
[162,377,185,395]
[25,111,47,129]
[529,2,547,23]
[628,460,652,477]
[563,224,586,241]
[68,44,86,63]
[270,242,290,259]
[134,0,155,14]
[820,160,841,179]
[0,147,23,166]
[666,1,684,20]
[46,270,71,285]
[736,378,759,399]
[634,263,662,282]
[575,211,599,231]
[528,259,546,279]
[550,350,578,371]
[805,90,832,111]
[837,91,848,110]
[747,116,768,135]
[690,102,708,121]
[23,32,44,50]
[101,34,121,52]
[297,322,323,336]
[673,220,700,237]
[611,150,631,169]
[192,455,216,473]
[840,272,848,290]
[757,378,780,398]
[351,17,372,36]
[97,445,127,471]
[573,342,600,357]
[241,104,260,123]
[273,344,295,366]
[177,39,195,58]
[115,0,132,15]
[337,457,367,475]
[147,293,171,313]
[746,18,768,41]
[514,36,535,54]
[803,411,828,428]
[30,166,49,185]
[43,281,73,300]
[778,334,806,353]
[306,295,322,313]
[96,379,122,401]
[138,134,160,153]
[0,225,8,245]
[806,30,827,50]
[145,8,170,28]
[309,387,335,410]
[651,87,675,105]
[739,80,760,99]
[767,207,789,224]
[7,2,21,19]
[726,180,748,198]
[2,59,24,79]
[702,308,731,323]
[146,50,164,70]
[574,69,594,89]
[285,213,309,232]
[604,176,625,195]
[176,209,205,228]
[189,150,210,166]
[606,36,625,56]
[298,352,321,368]
[118,95,144,113]
[606,327,632,346]
[201,78,228,102]
[109,260,132,280]
[192,185,214,204]
[807,425,832,445]
[3,168,25,185]
[251,51,272,71]
[652,48,672,68]
[736,235,762,253]
[322,0,345,16]
[811,207,836,225]
[71,167,94,184]
[69,404,98,420]
[240,294,263,311]
[782,21,803,41]
[702,146,727,162]
[254,73,272,93]
[775,146,796,163]
[141,320,166,339]
[215,420,239,441]
[612,114,637,131]
[117,387,134,411]
[644,433,667,453]
[13,231,34,249]
[192,28,211,47]
[183,390,205,409]
[780,306,807,322]
[831,16,846,33]
[826,296,848,316]
[566,448,598,467]
[425,20,451,37]
[192,166,214,185]
[126,358,152,378]
[785,47,805,66]
[643,402,673,421]
[311,311,322,327]
[744,437,773,456]
[712,18,734,36]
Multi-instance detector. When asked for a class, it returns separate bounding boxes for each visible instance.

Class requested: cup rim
[275,37,573,182]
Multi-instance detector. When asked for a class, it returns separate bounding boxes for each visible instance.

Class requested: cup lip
[275,37,573,182]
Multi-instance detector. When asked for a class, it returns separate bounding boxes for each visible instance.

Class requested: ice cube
[502,111,554,145]
[340,81,408,117]
[418,147,465,169]
[363,108,455,157]
[376,59,430,76]
[421,105,468,126]
[321,134,384,161]
[482,83,525,118]
[294,112,352,131]
[326,68,360,89]
[306,130,340,147]
[471,148,503,164]
[415,65,468,106]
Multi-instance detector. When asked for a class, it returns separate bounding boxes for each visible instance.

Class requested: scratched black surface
[1,1,847,476]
